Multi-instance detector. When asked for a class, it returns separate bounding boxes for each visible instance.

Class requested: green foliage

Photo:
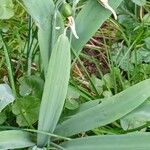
[0,84,15,112]
[0,112,6,124]
[71,0,123,53]
[65,86,80,110]
[55,79,150,137]
[143,13,150,23]
[19,75,44,99]
[22,0,64,74]
[0,0,14,19]
[12,96,40,127]
[0,0,150,149]
[65,99,79,110]
[120,99,150,130]
[62,133,150,150]
[37,32,71,147]
[0,130,35,149]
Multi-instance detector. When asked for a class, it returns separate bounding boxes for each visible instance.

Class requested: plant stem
[27,16,33,76]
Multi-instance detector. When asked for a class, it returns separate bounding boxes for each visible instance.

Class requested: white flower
[55,26,61,30]
[67,16,79,39]
[99,0,117,20]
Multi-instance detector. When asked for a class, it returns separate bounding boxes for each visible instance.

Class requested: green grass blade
[71,0,123,53]
[37,33,71,147]
[0,130,35,149]
[55,79,150,137]
[61,133,150,150]
[22,0,64,74]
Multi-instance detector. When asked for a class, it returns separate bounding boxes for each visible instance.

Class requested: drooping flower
[99,0,117,20]
[67,16,79,39]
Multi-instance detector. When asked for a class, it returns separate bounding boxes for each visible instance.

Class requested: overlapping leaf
[72,0,123,54]
[22,0,64,74]
[55,79,150,137]
[0,84,15,112]
[0,130,35,149]
[62,132,150,150]
[37,32,71,147]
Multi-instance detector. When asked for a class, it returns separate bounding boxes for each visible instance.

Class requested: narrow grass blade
[71,0,123,53]
[55,79,150,137]
[37,33,71,147]
[0,130,35,149]
[61,132,150,150]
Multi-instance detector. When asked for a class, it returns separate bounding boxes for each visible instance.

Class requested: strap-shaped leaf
[0,84,15,112]
[22,0,64,74]
[0,130,35,149]
[71,0,123,53]
[61,132,150,150]
[37,33,71,147]
[55,79,150,137]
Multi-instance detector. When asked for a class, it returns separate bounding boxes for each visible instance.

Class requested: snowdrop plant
[1,0,150,150]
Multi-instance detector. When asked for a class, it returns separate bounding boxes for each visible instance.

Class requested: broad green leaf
[0,84,15,112]
[37,33,71,147]
[55,79,150,137]
[131,0,146,6]
[61,132,150,150]
[67,86,80,100]
[77,99,101,112]
[143,13,150,24]
[0,0,14,19]
[131,48,150,64]
[65,86,80,110]
[71,0,123,53]
[19,75,44,99]
[12,96,40,127]
[0,130,35,149]
[65,99,79,110]
[144,37,150,49]
[90,75,103,95]
[22,0,64,74]
[67,85,91,101]
[112,43,134,71]
[103,90,113,98]
[0,111,6,124]
[120,100,150,130]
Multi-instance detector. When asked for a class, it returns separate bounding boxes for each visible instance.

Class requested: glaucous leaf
[0,84,15,112]
[0,130,35,149]
[37,32,71,147]
[61,132,150,150]
[55,79,150,137]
